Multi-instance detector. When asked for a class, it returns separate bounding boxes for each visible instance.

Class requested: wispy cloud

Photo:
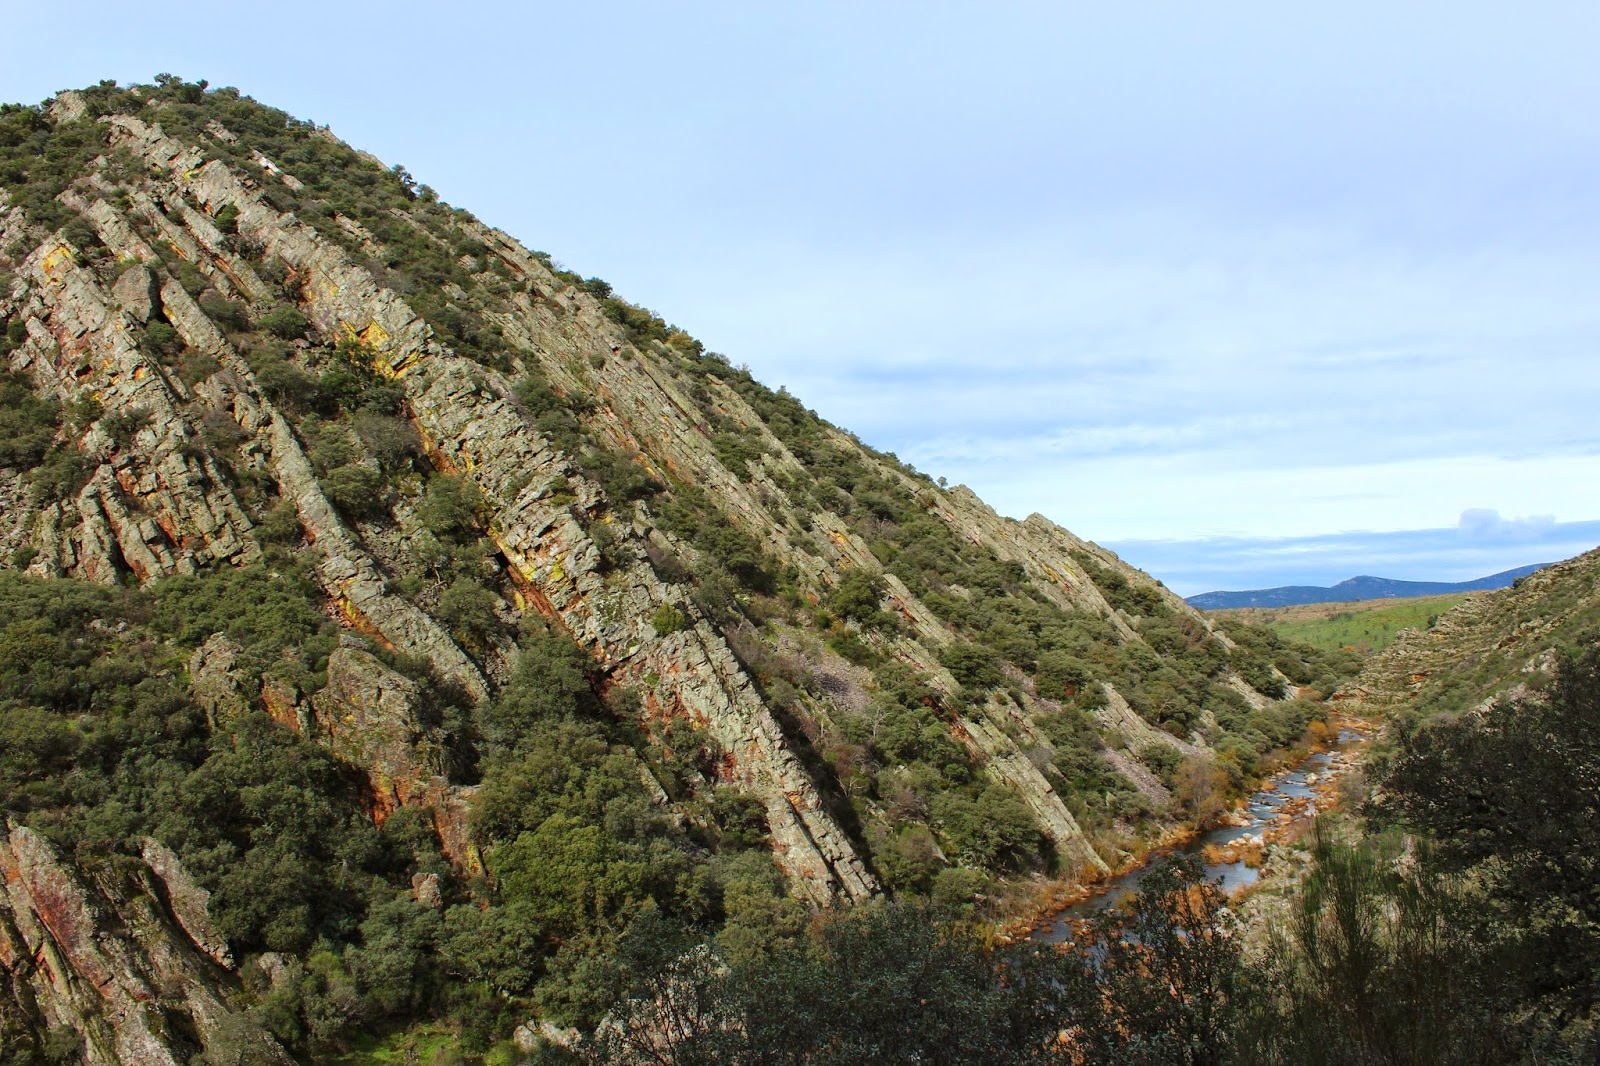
[1106,515,1600,598]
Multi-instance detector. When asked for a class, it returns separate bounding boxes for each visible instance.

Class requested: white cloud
[1457,509,1557,539]
[1107,519,1600,597]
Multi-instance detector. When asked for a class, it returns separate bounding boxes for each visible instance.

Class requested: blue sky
[5,2,1597,595]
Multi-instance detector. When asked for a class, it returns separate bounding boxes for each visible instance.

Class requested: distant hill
[1187,563,1551,610]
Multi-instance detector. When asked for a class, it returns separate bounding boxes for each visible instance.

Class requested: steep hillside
[1338,546,1600,725]
[0,79,1348,1060]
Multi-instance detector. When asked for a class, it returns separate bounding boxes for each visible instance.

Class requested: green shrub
[140,320,184,359]
[436,578,504,652]
[318,463,388,520]
[651,603,687,636]
[198,295,249,332]
[416,475,486,544]
[27,445,93,501]
[102,405,152,449]
[939,641,1002,691]
[257,305,310,339]
[0,371,60,469]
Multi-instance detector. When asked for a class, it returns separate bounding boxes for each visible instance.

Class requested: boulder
[141,838,233,968]
[313,645,448,815]
[111,264,158,323]
[187,633,252,724]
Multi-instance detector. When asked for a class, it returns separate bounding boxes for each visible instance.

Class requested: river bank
[1019,716,1371,944]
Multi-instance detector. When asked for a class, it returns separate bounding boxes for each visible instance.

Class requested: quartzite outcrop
[0,87,1309,1058]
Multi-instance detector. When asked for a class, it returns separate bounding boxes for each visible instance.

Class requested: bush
[28,445,92,501]
[249,346,320,412]
[828,569,888,627]
[651,603,687,636]
[436,578,504,652]
[199,295,249,332]
[416,475,485,544]
[939,641,1001,691]
[0,371,60,470]
[318,463,388,521]
[254,499,302,544]
[257,305,310,340]
[141,320,184,359]
[485,628,602,740]
[102,405,152,449]
[350,409,419,472]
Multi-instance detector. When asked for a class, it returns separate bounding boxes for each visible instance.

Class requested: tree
[1083,854,1241,1066]
[938,641,1001,691]
[1241,827,1505,1066]
[318,462,388,520]
[1386,642,1600,1026]
[416,474,486,543]
[257,305,309,339]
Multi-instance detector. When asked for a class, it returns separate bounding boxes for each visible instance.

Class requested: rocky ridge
[0,82,1334,1059]
[1337,546,1600,716]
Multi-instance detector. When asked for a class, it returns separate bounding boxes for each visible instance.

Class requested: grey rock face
[4,228,259,583]
[141,838,234,968]
[111,263,158,322]
[104,113,879,904]
[187,632,252,724]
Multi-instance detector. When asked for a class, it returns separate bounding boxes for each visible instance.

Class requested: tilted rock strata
[1338,547,1600,713]
[106,112,878,903]
[0,101,1290,913]
[0,823,291,1066]
[2,223,259,582]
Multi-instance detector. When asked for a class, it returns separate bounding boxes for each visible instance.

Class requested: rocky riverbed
[1030,718,1370,944]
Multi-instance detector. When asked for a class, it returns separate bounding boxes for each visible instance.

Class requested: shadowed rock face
[314,642,450,815]
[0,87,1302,1047]
[0,824,292,1066]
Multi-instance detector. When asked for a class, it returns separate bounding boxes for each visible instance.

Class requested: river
[1032,724,1367,943]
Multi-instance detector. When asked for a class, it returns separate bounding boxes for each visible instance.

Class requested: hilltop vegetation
[1186,563,1547,610]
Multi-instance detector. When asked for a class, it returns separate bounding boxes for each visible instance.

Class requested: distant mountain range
[1186,563,1551,610]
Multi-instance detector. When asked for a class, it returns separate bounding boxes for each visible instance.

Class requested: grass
[1211,593,1473,657]
[327,1023,521,1066]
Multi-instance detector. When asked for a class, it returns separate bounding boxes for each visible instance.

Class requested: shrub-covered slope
[0,79,1352,1061]
[1337,545,1600,727]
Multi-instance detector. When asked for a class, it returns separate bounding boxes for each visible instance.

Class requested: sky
[4,2,1598,595]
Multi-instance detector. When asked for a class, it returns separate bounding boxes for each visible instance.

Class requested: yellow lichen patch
[549,555,565,583]
[383,345,423,378]
[358,320,389,350]
[132,365,147,380]
[40,245,73,280]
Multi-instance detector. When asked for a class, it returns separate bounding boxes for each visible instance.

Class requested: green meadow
[1211,593,1472,656]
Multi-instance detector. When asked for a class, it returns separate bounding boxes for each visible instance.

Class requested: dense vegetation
[0,569,809,1060]
[557,641,1600,1065]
